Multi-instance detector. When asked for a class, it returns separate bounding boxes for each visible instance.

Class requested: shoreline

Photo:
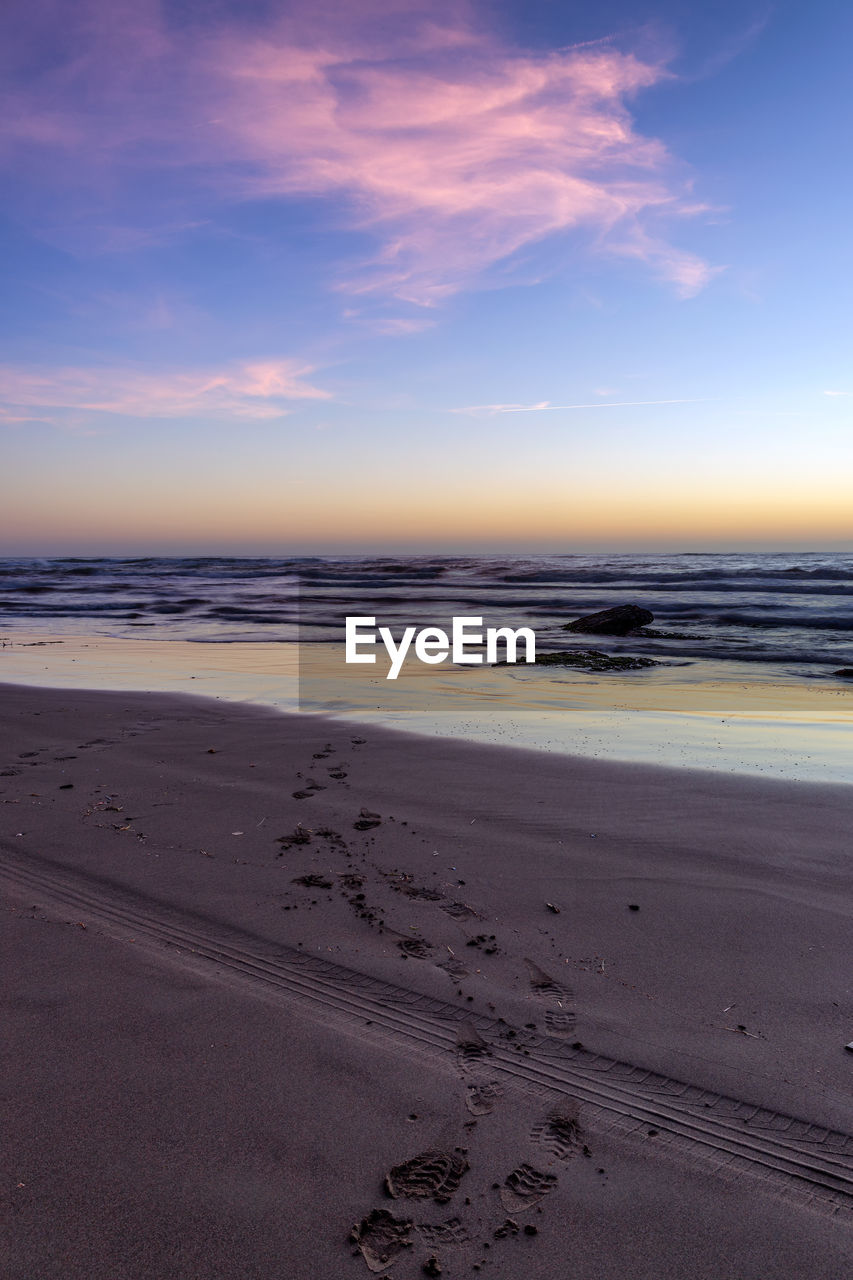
[2,630,852,783]
[2,680,852,1277]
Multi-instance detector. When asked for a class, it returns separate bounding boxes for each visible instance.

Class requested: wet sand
[1,682,851,1278]
[3,630,853,780]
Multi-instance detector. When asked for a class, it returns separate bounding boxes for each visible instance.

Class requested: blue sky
[1,0,851,552]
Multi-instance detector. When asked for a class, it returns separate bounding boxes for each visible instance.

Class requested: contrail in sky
[453,398,711,415]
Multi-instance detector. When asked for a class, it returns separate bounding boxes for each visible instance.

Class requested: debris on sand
[277,824,312,847]
[291,873,333,889]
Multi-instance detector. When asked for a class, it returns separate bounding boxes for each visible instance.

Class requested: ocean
[1,552,852,677]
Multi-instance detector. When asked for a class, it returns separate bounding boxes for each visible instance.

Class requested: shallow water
[3,552,851,782]
[2,632,851,784]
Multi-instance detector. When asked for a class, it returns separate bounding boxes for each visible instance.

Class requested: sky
[1,0,851,554]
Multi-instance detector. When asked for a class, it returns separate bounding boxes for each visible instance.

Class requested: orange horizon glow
[2,473,851,553]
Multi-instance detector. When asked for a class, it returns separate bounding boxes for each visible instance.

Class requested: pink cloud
[0,359,330,424]
[206,24,713,301]
[1,1,716,303]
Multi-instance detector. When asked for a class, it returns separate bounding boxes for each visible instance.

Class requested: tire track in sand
[2,845,851,1219]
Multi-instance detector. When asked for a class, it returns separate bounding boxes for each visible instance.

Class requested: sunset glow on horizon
[1,0,851,555]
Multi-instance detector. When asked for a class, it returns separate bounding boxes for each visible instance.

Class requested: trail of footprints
[2,723,176,780]
[353,1119,566,1273]
[278,740,492,975]
[4,731,852,1275]
[4,844,852,1273]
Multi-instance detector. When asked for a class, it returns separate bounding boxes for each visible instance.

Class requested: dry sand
[1,682,851,1278]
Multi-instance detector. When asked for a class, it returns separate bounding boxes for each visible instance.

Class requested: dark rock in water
[535,650,658,672]
[833,668,853,678]
[563,604,653,635]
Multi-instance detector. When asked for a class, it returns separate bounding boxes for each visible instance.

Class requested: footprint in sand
[499,1163,557,1212]
[455,1025,492,1075]
[441,901,482,921]
[465,1081,503,1116]
[276,825,313,850]
[385,1149,469,1205]
[350,1208,413,1272]
[354,808,382,830]
[416,1217,468,1245]
[384,872,443,902]
[316,826,348,851]
[530,1101,584,1160]
[525,959,577,1035]
[396,937,434,959]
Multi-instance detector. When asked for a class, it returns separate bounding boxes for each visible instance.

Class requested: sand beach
[5,0,853,1270]
[2,680,851,1278]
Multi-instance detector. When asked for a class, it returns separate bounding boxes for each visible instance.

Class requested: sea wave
[1,552,851,673]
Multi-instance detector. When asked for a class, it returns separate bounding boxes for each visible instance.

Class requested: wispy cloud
[209,16,714,302]
[0,359,330,425]
[823,390,851,397]
[453,397,708,416]
[343,311,438,336]
[686,10,773,82]
[1,1,716,305]
[605,229,724,298]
